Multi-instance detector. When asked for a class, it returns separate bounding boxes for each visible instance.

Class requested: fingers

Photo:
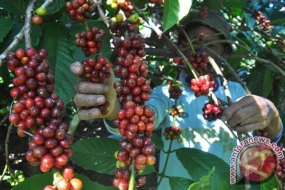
[77,107,102,120]
[223,104,261,127]
[220,95,253,122]
[232,122,264,133]
[76,81,109,94]
[73,94,106,107]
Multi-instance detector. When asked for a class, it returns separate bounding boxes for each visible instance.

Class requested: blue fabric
[252,124,283,143]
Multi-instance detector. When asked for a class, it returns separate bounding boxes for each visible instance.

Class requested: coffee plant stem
[208,56,233,105]
[4,124,16,180]
[202,46,251,94]
[68,114,80,135]
[157,139,173,188]
[24,0,36,49]
[0,114,8,127]
[39,0,55,10]
[130,0,199,79]
[177,23,195,55]
[128,159,136,190]
[0,164,8,185]
[0,26,25,67]
[84,19,89,31]
[234,55,285,77]
[95,0,109,28]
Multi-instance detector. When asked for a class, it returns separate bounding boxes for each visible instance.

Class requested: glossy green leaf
[142,164,156,175]
[38,23,76,105]
[0,0,29,15]
[224,0,246,16]
[246,64,274,98]
[203,0,223,10]
[169,177,194,190]
[260,174,281,190]
[71,137,120,175]
[0,17,14,43]
[163,0,192,32]
[12,172,53,190]
[151,132,164,150]
[189,167,214,190]
[176,148,243,190]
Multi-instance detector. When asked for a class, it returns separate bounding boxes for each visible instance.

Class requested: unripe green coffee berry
[35,7,47,16]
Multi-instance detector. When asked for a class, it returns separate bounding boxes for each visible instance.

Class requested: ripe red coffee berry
[69,178,83,190]
[62,165,74,180]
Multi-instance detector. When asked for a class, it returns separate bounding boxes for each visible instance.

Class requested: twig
[4,124,15,180]
[130,0,199,79]
[39,0,55,10]
[68,114,80,135]
[95,0,109,28]
[202,46,251,94]
[0,114,8,127]
[208,56,233,105]
[0,26,25,67]
[25,0,36,49]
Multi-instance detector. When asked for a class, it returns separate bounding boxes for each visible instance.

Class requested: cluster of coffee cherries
[167,81,182,100]
[109,13,141,37]
[149,0,164,4]
[113,135,156,189]
[163,125,182,141]
[112,35,151,104]
[66,0,95,21]
[108,8,156,188]
[106,0,134,17]
[112,101,156,189]
[26,120,74,172]
[44,166,83,190]
[199,5,208,19]
[80,56,112,115]
[252,10,273,30]
[7,48,80,188]
[188,52,209,70]
[274,34,285,53]
[75,27,105,57]
[190,74,217,97]
[168,105,184,117]
[202,102,223,122]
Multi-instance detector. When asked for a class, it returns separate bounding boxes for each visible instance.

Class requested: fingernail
[91,109,100,117]
[73,65,83,75]
[97,96,105,103]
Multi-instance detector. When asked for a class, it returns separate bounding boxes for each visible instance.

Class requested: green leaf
[151,131,164,150]
[203,0,223,10]
[189,167,214,190]
[169,177,194,190]
[132,0,148,9]
[38,23,76,105]
[176,148,243,190]
[163,0,192,32]
[246,65,273,98]
[70,137,120,175]
[260,174,282,190]
[223,0,246,16]
[12,172,53,190]
[142,164,156,175]
[0,17,14,43]
[0,0,29,15]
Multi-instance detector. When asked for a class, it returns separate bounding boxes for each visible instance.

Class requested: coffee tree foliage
[0,0,284,189]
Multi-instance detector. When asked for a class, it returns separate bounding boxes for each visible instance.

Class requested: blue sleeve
[252,125,283,143]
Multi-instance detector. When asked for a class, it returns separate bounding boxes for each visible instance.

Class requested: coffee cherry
[32,14,43,25]
[69,178,83,190]
[56,178,70,190]
[62,165,74,180]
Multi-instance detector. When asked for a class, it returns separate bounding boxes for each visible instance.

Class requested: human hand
[70,61,120,121]
[220,95,282,139]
